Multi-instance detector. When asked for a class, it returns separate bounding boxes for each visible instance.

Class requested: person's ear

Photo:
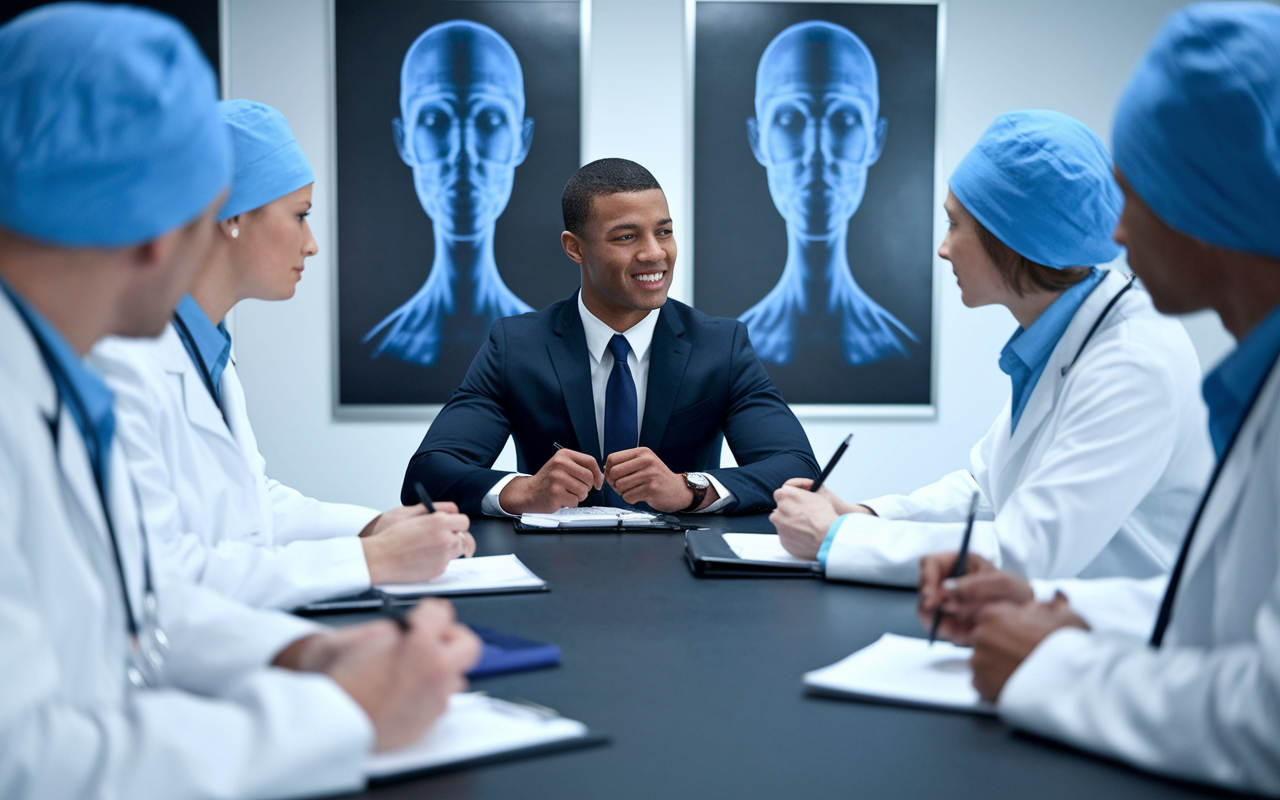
[218,216,241,241]
[392,117,413,166]
[747,117,768,166]
[514,117,535,166]
[133,226,181,271]
[561,230,585,265]
[868,117,888,165]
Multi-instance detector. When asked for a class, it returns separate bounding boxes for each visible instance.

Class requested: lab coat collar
[1005,270,1126,451]
[157,322,237,443]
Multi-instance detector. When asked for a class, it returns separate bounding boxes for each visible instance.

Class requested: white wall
[223,0,1233,512]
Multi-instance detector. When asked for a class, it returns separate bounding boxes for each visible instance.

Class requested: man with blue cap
[91,99,476,612]
[0,5,478,799]
[771,109,1211,592]
[919,4,1280,794]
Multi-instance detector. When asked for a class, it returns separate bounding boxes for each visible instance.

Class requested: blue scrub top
[0,276,115,488]
[173,293,231,407]
[999,269,1106,433]
[1202,302,1280,461]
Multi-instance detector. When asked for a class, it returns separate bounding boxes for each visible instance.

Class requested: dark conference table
[333,515,1239,800]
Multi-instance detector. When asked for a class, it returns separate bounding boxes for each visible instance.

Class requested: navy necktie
[603,334,638,507]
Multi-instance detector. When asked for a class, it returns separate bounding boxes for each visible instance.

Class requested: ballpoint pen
[928,490,980,645]
[811,434,853,492]
[413,481,437,514]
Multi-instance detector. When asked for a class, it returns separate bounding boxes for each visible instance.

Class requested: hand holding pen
[926,491,982,645]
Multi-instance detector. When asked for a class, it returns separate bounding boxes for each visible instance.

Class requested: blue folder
[466,624,561,678]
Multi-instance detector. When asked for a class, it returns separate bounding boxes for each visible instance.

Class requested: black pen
[810,434,853,492]
[413,481,436,514]
[381,593,411,631]
[928,490,981,645]
[553,442,564,451]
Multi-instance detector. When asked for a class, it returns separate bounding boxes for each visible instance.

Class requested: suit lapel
[548,297,602,462]
[640,305,691,450]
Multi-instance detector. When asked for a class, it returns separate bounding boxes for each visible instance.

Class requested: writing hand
[969,593,1088,701]
[769,485,839,559]
[500,448,604,514]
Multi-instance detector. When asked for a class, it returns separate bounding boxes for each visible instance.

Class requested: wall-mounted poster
[335,0,582,409]
[693,1,939,409]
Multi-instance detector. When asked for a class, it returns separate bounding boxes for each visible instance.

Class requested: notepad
[803,633,995,715]
[378,554,547,598]
[366,692,600,782]
[722,533,821,566]
[519,506,660,528]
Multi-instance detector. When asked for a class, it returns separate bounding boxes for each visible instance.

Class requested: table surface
[329,515,1238,800]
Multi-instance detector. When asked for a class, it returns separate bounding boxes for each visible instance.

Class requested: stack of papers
[803,633,995,715]
[379,554,547,598]
[367,692,596,781]
[722,533,820,566]
[520,506,659,528]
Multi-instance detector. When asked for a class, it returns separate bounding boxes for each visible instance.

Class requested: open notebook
[367,692,605,782]
[516,506,694,532]
[803,633,995,715]
[296,554,547,614]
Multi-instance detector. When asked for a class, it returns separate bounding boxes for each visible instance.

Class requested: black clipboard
[294,580,550,615]
[684,530,822,578]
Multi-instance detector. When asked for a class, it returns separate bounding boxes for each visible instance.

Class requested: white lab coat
[825,272,1213,586]
[1000,348,1280,796]
[91,327,378,610]
[0,293,372,800]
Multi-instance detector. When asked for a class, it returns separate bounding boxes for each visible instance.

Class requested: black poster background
[336,0,580,406]
[694,2,936,405]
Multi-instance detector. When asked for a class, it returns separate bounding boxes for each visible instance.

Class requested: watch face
[686,472,711,490]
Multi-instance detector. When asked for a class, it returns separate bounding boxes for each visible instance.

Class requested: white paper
[367,692,590,779]
[378,554,546,597]
[722,533,820,566]
[520,506,658,528]
[803,633,995,715]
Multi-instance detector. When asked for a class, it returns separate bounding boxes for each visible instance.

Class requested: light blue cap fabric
[217,100,315,221]
[1113,2,1280,260]
[0,3,230,247]
[950,110,1122,269]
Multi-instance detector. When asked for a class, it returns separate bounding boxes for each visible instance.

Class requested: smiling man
[403,158,818,516]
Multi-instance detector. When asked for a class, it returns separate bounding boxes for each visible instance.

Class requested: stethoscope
[28,333,169,690]
[1059,272,1138,377]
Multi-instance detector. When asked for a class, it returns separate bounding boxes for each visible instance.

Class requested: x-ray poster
[335,1,581,407]
[694,2,937,406]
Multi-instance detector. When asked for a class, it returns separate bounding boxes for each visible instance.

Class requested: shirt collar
[1202,300,1280,459]
[577,289,660,365]
[1000,268,1105,376]
[0,275,115,482]
[174,293,231,385]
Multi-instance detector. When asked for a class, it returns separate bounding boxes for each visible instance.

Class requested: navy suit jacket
[402,293,819,516]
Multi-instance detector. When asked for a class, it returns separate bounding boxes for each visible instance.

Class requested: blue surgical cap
[950,110,1122,269]
[1113,2,1280,260]
[0,3,230,247]
[217,100,315,221]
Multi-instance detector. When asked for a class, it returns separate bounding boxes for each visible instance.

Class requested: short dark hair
[974,220,1093,295]
[562,158,662,235]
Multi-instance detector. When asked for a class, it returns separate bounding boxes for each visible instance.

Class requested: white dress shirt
[482,292,731,514]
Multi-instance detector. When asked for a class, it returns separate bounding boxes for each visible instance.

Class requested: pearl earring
[230,228,239,239]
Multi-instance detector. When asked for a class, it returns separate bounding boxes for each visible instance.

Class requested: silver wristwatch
[680,472,711,513]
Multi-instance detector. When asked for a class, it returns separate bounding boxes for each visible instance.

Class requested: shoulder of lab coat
[998,358,1280,796]
[0,297,370,800]
[91,331,374,610]
[1029,575,1165,640]
[824,274,1211,588]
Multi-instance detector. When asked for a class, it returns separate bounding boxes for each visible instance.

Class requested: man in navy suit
[402,158,818,516]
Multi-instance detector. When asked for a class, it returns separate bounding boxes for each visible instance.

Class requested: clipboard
[684,530,822,577]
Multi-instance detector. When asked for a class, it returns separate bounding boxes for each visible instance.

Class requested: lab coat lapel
[548,296,602,462]
[639,304,691,450]
[160,326,235,444]
[1179,361,1280,582]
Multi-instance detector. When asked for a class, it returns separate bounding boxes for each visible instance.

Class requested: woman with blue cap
[0,5,478,800]
[92,99,476,611]
[772,110,1211,592]
[936,5,1280,794]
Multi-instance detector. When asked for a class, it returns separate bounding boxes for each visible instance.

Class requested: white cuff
[690,473,734,513]
[480,473,527,517]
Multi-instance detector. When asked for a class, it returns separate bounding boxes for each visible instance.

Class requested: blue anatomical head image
[393,20,535,239]
[748,21,887,238]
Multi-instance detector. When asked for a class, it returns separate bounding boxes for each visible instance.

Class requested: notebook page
[378,554,545,597]
[722,533,820,566]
